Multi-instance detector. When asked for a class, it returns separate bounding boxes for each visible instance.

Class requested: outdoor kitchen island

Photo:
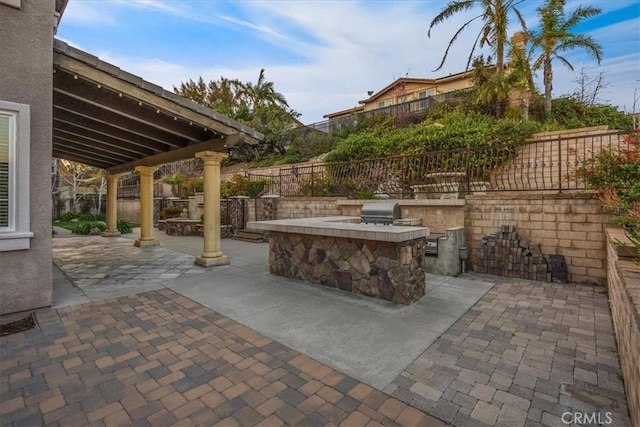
[247,216,430,304]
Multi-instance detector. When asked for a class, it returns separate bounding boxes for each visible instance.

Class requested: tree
[56,159,101,212]
[161,173,185,197]
[529,0,603,113]
[428,0,527,75]
[176,69,299,162]
[244,68,289,110]
[174,77,248,120]
[251,105,301,156]
[568,68,610,106]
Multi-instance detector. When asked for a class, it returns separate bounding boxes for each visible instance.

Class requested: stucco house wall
[0,0,54,314]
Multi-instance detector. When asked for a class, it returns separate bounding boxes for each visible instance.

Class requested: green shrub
[180,177,204,198]
[573,130,639,262]
[95,213,106,222]
[71,221,106,235]
[220,174,268,198]
[550,98,633,130]
[160,206,183,219]
[299,175,333,197]
[59,211,78,222]
[117,220,132,234]
[77,212,95,222]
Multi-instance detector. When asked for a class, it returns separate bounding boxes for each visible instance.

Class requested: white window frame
[0,101,32,251]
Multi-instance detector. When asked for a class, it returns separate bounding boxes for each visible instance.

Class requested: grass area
[53,221,82,231]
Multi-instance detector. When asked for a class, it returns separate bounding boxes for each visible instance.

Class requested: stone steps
[233,229,264,243]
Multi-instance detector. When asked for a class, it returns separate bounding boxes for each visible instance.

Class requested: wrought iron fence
[247,130,626,198]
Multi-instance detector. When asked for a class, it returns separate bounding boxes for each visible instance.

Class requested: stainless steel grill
[425,234,443,256]
[360,202,401,225]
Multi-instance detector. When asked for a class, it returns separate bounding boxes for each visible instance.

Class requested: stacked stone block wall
[338,200,465,234]
[465,193,611,285]
[117,199,140,224]
[274,197,343,220]
[606,228,640,427]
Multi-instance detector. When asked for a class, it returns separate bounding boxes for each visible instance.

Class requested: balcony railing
[299,89,468,135]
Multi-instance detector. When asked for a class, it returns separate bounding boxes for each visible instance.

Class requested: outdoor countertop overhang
[247,216,430,243]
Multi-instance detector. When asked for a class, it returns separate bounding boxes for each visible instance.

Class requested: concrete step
[233,229,264,243]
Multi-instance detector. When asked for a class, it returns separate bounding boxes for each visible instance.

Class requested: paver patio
[386,277,631,426]
[1,289,443,426]
[1,231,632,426]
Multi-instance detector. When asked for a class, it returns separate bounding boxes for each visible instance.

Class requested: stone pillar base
[134,239,159,247]
[194,255,229,267]
[102,231,121,237]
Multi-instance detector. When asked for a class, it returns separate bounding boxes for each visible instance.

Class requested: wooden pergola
[52,39,263,266]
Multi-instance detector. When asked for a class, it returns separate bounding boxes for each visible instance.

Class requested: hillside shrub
[326,110,543,162]
[573,130,639,261]
[221,174,268,198]
[551,98,633,130]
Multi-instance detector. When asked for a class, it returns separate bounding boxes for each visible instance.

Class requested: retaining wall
[338,199,465,234]
[117,199,140,224]
[605,228,640,426]
[275,197,343,220]
[465,193,610,285]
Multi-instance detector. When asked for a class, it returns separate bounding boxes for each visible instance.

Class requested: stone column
[134,166,159,247]
[194,151,229,267]
[102,174,121,237]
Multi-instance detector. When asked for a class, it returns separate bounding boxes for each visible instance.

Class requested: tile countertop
[247,216,430,243]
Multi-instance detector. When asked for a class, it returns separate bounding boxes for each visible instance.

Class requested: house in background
[323,71,474,131]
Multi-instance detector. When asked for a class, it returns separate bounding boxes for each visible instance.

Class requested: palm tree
[428,0,527,75]
[245,68,288,110]
[529,0,603,113]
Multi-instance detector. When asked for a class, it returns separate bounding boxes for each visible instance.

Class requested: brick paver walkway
[385,276,630,426]
[1,289,444,426]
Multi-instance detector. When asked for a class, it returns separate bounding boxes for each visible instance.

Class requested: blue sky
[58,0,640,124]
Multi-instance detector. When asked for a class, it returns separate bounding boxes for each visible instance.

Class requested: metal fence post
[558,135,563,194]
[400,156,405,199]
[311,166,315,197]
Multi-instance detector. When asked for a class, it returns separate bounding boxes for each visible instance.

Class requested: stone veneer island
[248,217,429,305]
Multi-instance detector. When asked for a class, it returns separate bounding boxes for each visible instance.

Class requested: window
[0,101,32,251]
[377,100,391,108]
[0,114,10,228]
[418,89,435,99]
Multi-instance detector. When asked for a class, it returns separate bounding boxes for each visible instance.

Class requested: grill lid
[360,202,401,225]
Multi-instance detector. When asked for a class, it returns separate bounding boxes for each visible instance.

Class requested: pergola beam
[53,103,191,149]
[107,137,227,174]
[53,120,160,157]
[53,86,196,147]
[52,133,137,164]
